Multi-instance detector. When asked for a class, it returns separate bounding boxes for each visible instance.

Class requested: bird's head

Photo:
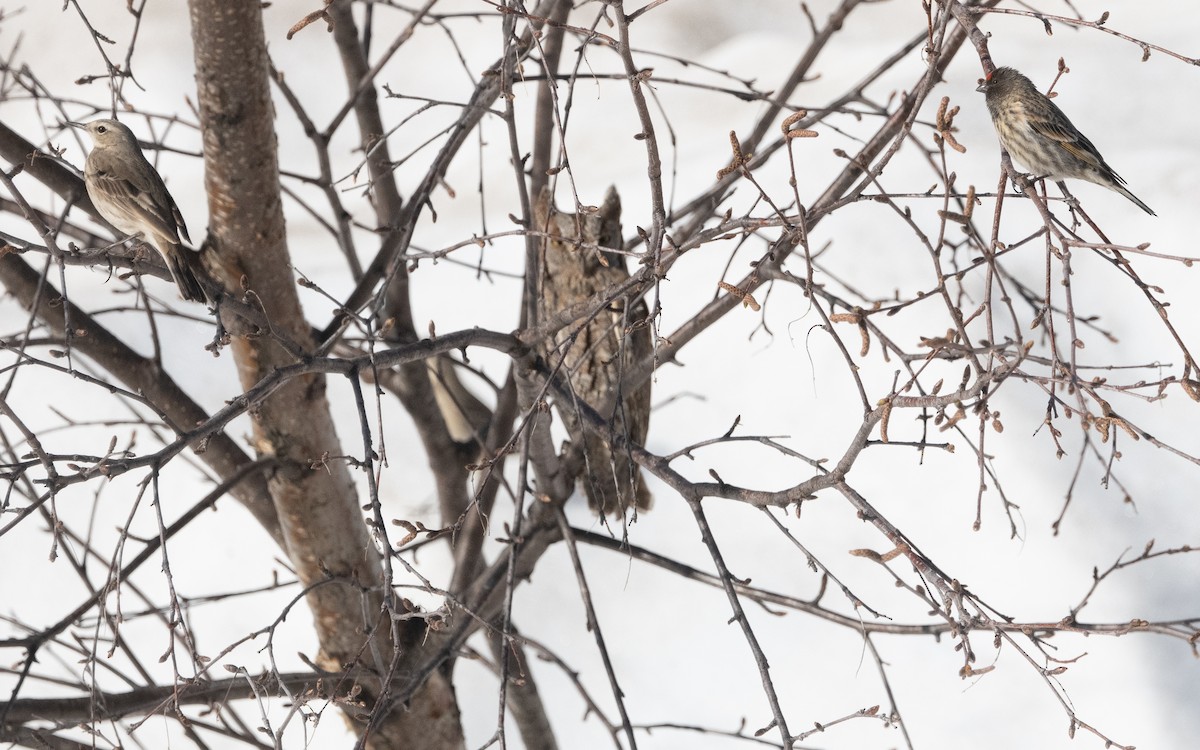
[976,67,1023,96]
[68,118,138,149]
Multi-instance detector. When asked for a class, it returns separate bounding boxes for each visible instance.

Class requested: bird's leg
[1008,170,1053,214]
[1006,169,1037,196]
[1013,173,1058,219]
[205,292,232,356]
[1054,180,1084,228]
[124,231,153,263]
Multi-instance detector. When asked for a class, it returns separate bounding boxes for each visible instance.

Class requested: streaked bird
[535,187,653,517]
[71,118,210,300]
[977,66,1154,216]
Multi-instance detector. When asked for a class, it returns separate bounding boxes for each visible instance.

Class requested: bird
[976,66,1155,216]
[534,187,653,517]
[426,354,492,447]
[71,118,210,301]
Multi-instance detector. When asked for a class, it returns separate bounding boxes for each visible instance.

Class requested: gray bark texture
[185,1,463,746]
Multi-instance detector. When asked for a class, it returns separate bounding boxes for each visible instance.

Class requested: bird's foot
[1054,181,1084,227]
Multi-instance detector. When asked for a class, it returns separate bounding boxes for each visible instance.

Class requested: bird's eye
[96,126,107,134]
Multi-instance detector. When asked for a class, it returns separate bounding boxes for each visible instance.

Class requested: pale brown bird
[535,187,652,516]
[977,67,1154,216]
[71,119,209,301]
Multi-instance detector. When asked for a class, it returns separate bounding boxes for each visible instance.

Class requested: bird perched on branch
[72,118,211,301]
[977,66,1155,216]
[535,187,653,516]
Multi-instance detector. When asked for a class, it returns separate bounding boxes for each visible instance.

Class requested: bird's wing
[1027,108,1109,174]
[88,152,191,245]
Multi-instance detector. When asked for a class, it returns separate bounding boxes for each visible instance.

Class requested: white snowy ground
[1,2,1199,749]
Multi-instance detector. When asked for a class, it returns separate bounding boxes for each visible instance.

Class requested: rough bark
[186,1,462,747]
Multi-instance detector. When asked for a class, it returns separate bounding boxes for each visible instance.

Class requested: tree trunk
[185,1,463,746]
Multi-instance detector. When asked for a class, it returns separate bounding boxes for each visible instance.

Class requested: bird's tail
[165,245,210,303]
[1112,183,1156,217]
[579,439,653,517]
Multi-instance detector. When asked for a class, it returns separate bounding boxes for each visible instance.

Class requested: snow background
[1,1,1198,748]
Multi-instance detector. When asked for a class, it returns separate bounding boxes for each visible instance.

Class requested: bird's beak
[66,121,85,130]
[975,69,995,94]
